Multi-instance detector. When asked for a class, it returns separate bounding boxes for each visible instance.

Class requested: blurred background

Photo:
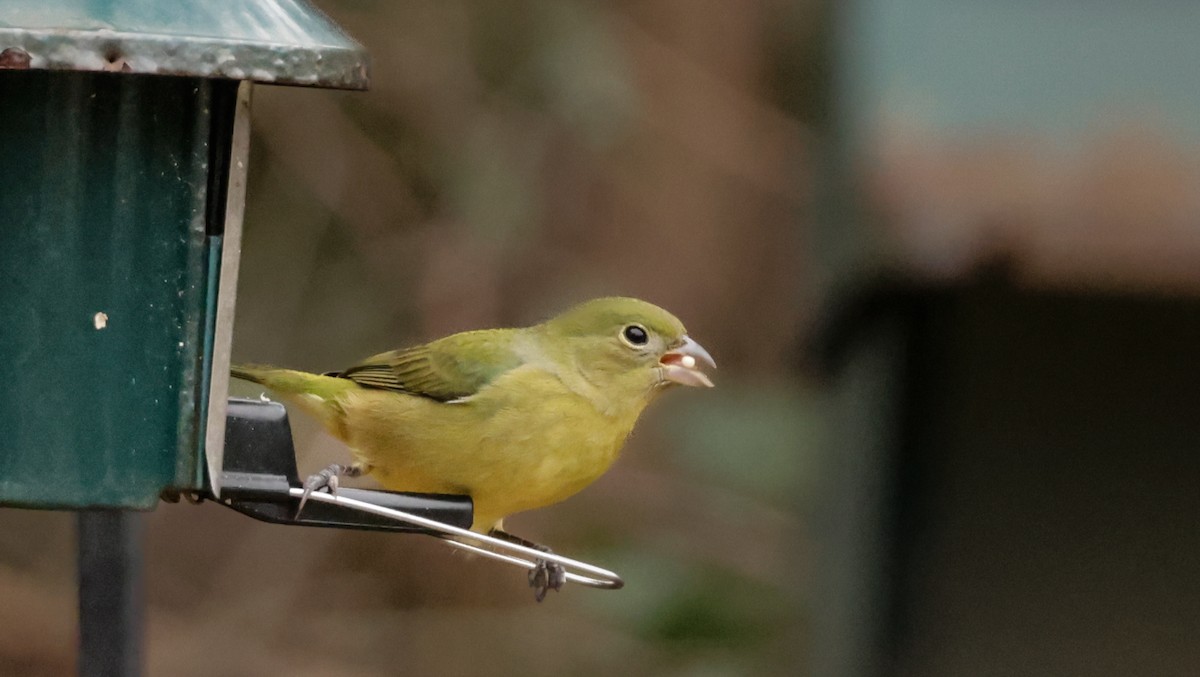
[4,1,1200,675]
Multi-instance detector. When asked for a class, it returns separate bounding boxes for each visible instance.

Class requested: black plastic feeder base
[212,398,473,532]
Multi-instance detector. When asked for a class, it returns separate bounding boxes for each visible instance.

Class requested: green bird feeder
[0,0,368,510]
[0,3,374,672]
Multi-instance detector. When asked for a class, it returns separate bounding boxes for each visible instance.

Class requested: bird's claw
[295,464,345,518]
[486,529,567,602]
[528,550,567,602]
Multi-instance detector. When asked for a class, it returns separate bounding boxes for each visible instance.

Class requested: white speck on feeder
[93,312,108,330]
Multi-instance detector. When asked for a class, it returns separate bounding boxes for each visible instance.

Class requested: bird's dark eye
[622,324,649,346]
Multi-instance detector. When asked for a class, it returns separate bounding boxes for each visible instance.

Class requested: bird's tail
[231,364,357,434]
[230,364,269,385]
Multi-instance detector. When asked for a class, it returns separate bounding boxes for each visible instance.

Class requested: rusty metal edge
[0,28,369,90]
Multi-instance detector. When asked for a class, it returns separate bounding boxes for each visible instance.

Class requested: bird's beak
[659,336,716,388]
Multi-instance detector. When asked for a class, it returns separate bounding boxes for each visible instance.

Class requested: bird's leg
[488,529,567,602]
[295,462,371,518]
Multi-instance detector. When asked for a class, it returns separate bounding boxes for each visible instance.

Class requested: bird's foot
[488,529,566,602]
[295,462,367,518]
[528,550,567,603]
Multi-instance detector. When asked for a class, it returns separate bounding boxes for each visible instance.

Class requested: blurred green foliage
[663,382,822,505]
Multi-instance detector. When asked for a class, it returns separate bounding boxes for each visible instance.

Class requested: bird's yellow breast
[331,365,650,531]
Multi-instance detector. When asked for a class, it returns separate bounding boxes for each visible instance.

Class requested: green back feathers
[331,329,525,402]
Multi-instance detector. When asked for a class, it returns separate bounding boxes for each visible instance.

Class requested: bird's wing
[332,329,525,402]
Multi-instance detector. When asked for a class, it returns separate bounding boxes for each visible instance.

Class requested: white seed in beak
[659,336,715,388]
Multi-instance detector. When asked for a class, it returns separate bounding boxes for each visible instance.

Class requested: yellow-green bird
[232,296,714,599]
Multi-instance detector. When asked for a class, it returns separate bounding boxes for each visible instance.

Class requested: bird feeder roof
[0,0,368,89]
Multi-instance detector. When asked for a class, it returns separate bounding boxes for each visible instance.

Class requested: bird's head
[538,297,716,396]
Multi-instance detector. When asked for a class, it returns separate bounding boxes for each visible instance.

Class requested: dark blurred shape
[812,277,1200,677]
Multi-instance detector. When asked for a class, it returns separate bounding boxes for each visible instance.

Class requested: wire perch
[287,487,624,590]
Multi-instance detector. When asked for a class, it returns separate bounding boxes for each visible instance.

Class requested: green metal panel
[0,71,234,509]
[0,0,368,89]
